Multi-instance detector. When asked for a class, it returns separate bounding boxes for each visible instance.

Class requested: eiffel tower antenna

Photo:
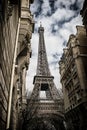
[40,21,42,27]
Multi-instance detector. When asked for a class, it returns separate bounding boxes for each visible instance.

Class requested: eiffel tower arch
[25,25,65,130]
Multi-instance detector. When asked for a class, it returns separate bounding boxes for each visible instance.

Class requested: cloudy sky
[26,0,83,93]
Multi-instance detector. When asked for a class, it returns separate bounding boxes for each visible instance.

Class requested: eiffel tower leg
[46,90,52,99]
[30,83,41,100]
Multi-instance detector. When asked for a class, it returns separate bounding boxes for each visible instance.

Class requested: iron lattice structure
[31,25,62,101]
[27,25,64,126]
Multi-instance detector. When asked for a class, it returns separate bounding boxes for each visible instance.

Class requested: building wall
[0,1,20,129]
[59,26,87,130]
[80,0,87,33]
[0,0,34,130]
[12,0,34,130]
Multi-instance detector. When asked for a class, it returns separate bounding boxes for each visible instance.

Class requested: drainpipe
[6,18,20,130]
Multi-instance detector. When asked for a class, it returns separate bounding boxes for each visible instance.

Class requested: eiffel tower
[26,24,65,130]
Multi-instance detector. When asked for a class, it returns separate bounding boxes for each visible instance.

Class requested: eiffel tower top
[40,21,42,27]
[36,24,52,77]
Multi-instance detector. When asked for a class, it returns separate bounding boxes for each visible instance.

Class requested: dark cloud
[32,0,83,35]
[32,0,62,18]
[55,0,83,10]
[63,41,67,46]
[30,0,43,17]
[70,0,80,11]
[51,24,58,34]
[51,14,77,34]
[49,0,57,14]
[57,1,66,9]
[46,12,52,17]
[52,53,61,59]
[58,14,78,27]
[41,9,52,17]
[34,1,43,17]
[31,0,83,20]
[51,28,57,34]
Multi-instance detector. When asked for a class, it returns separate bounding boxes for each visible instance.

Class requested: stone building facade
[59,26,87,130]
[0,0,34,130]
[80,0,87,34]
